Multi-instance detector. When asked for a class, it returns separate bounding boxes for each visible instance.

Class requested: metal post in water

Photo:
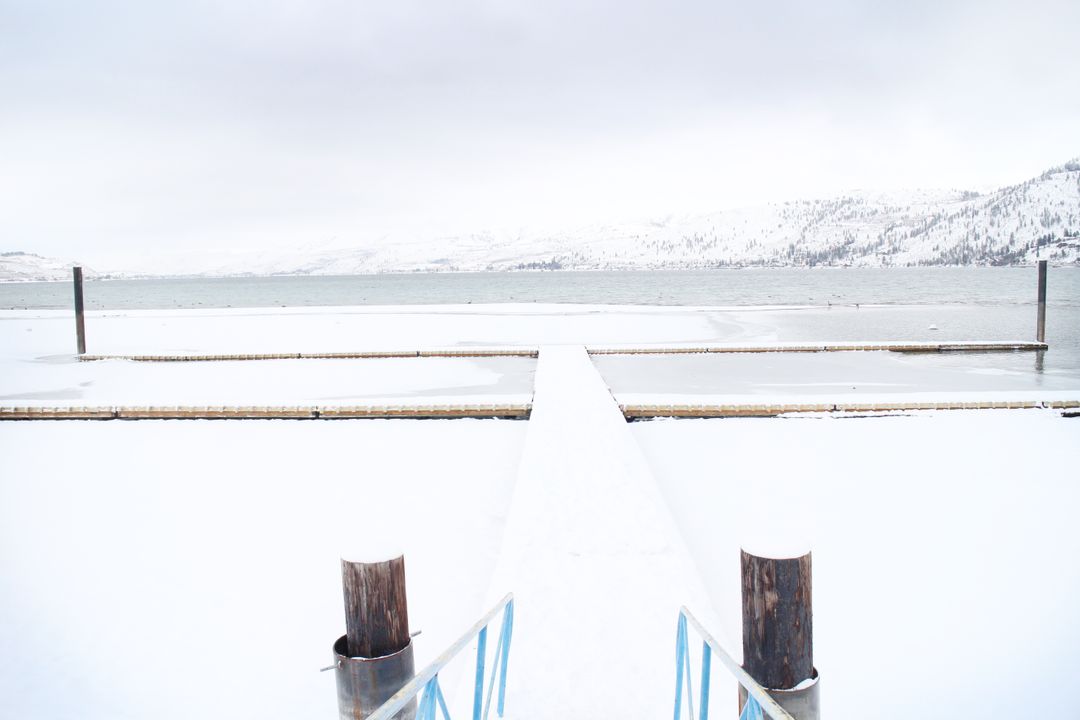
[73,266,86,355]
[1036,260,1047,344]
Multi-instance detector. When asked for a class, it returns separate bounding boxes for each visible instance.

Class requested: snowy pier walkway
[481,345,717,719]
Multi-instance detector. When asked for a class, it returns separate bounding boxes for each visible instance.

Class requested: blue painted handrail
[673,607,794,720]
[367,593,514,720]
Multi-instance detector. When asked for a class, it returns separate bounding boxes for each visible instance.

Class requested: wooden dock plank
[78,342,1043,362]
[0,404,531,421]
[621,399,1080,419]
[589,341,1048,355]
[79,349,538,362]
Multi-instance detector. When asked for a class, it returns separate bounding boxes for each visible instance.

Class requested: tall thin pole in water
[1036,260,1047,344]
[73,266,86,355]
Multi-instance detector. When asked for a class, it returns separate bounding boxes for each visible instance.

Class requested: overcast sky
[2,0,1078,264]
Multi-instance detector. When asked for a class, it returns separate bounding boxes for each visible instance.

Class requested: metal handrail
[367,593,514,720]
[676,606,795,720]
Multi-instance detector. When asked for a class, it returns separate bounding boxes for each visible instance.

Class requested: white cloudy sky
[2,0,1078,263]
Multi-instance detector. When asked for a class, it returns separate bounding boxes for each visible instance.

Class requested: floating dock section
[77,340,1046,362]
[588,341,1048,355]
[622,399,1080,419]
[79,348,539,362]
[0,404,532,421]
[11,340,1061,421]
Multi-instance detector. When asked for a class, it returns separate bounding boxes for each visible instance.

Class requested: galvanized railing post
[673,614,687,720]
[360,594,514,720]
[496,601,513,716]
[699,640,711,720]
[418,677,438,720]
[676,607,797,720]
[473,626,487,720]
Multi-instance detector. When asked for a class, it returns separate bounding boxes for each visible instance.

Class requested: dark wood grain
[741,549,813,690]
[341,556,410,658]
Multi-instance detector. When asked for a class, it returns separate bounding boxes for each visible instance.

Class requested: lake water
[3,267,1078,376]
[1,267,1077,310]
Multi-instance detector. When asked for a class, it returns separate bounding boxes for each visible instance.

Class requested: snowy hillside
[164,159,1080,274]
[0,252,94,282]
[3,160,1078,280]
[382,161,1080,272]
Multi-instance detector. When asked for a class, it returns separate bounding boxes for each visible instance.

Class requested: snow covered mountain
[167,159,1080,274]
[4,160,1078,280]
[0,252,96,282]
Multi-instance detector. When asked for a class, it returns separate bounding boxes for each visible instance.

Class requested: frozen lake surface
[1,299,1078,719]
[0,355,535,407]
[3,301,1078,406]
[597,348,1080,400]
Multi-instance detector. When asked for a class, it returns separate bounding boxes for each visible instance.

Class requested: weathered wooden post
[331,555,416,720]
[739,549,819,719]
[73,266,86,355]
[1036,260,1047,344]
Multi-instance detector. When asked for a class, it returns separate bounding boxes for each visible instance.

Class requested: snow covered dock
[480,345,717,718]
[2,302,1079,719]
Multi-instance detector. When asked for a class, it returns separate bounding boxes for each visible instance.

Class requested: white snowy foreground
[1,304,1079,720]
[0,420,526,719]
[633,411,1080,719]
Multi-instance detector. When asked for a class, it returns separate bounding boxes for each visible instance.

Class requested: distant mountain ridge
[4,159,1078,281]
[0,252,95,282]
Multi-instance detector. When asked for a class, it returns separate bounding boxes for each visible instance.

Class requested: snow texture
[634,411,1080,719]
[474,345,720,719]
[2,304,1078,720]
[4,162,1078,278]
[0,420,527,720]
[597,349,1080,403]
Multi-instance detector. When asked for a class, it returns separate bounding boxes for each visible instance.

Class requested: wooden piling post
[1037,260,1047,343]
[341,555,411,659]
[741,549,813,690]
[334,555,416,720]
[73,266,86,355]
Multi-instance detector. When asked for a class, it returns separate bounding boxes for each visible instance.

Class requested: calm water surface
[2,267,1077,310]
[2,267,1077,376]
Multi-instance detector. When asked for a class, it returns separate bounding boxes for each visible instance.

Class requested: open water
[1,266,1077,310]
[2,267,1077,375]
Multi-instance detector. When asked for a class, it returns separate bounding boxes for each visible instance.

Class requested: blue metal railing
[674,607,794,720]
[367,593,514,720]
